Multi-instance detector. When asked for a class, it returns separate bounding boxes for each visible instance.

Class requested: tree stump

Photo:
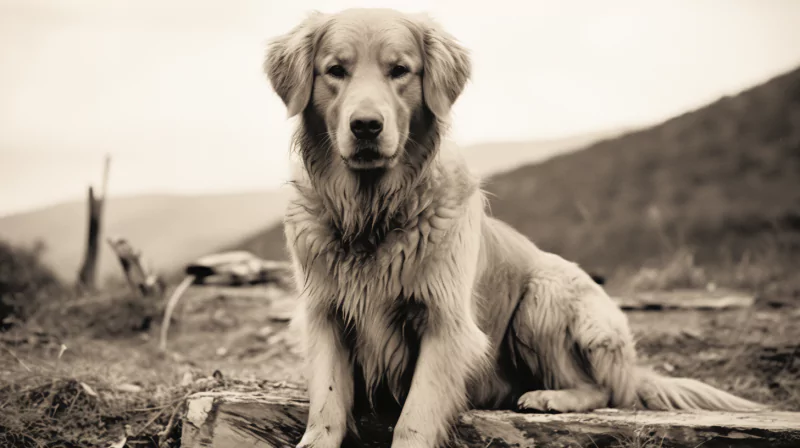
[77,155,110,291]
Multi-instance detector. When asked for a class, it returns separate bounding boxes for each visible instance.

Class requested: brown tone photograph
[1,1,799,447]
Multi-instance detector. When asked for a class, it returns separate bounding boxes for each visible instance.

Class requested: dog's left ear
[265,12,329,118]
[416,16,472,119]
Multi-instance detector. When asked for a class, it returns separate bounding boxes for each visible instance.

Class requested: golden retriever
[265,8,763,448]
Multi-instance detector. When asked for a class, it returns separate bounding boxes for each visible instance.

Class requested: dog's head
[265,8,470,172]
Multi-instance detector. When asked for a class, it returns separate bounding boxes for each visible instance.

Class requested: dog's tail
[635,368,765,411]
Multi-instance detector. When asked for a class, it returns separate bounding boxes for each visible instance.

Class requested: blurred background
[1,1,799,447]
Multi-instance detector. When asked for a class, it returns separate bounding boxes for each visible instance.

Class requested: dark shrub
[0,238,63,329]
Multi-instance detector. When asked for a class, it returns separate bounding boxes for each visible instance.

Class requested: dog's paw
[296,427,345,448]
[517,390,576,413]
[391,431,432,448]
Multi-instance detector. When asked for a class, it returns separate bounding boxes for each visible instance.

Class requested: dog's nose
[350,114,383,140]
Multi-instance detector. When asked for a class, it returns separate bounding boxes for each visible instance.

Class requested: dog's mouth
[343,147,398,170]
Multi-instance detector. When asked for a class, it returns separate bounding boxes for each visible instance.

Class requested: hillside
[234,66,800,299]
[0,190,292,282]
[484,66,800,282]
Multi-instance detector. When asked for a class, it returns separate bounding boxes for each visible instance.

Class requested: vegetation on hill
[234,66,800,302]
[484,65,800,300]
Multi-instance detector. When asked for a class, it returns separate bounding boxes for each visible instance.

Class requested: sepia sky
[1,0,800,216]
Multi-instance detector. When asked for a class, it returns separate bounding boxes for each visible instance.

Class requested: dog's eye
[326,65,347,79]
[390,65,410,79]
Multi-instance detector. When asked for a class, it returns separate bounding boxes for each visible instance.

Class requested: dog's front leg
[297,313,353,448]
[391,320,489,448]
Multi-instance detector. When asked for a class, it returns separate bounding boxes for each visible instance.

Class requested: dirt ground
[1,284,798,447]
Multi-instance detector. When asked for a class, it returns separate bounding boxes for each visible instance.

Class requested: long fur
[266,8,764,448]
[636,367,765,411]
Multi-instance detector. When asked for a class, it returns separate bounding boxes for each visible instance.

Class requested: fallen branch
[107,237,165,297]
[1,345,31,372]
[158,275,195,352]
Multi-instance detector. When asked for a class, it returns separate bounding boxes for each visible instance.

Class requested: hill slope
[233,66,800,299]
[0,190,292,282]
[485,66,800,281]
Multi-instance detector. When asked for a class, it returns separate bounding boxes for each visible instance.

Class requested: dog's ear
[416,16,472,119]
[265,12,328,118]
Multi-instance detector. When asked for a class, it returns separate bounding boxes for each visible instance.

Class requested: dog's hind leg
[510,269,638,413]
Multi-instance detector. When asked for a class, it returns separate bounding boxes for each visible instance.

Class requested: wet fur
[266,8,764,448]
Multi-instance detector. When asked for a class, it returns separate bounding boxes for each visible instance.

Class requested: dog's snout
[350,113,384,140]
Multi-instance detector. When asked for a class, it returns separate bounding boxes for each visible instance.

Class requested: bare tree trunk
[77,156,110,291]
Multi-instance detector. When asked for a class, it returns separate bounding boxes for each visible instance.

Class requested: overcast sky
[1,0,800,216]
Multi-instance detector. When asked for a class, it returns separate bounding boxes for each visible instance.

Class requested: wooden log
[612,288,755,311]
[182,389,800,448]
[184,251,293,288]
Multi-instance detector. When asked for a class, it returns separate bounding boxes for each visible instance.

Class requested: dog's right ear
[265,12,328,118]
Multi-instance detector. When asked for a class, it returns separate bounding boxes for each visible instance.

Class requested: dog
[265,8,763,448]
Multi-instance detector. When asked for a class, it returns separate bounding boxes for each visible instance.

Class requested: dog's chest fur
[286,162,481,405]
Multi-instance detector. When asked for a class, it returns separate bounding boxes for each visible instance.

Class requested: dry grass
[612,243,796,304]
[0,283,302,447]
[630,306,800,411]
[0,320,226,448]
[1,338,183,447]
[611,425,666,448]
[623,248,709,292]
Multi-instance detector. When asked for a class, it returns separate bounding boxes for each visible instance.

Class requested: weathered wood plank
[182,390,800,448]
[612,288,755,311]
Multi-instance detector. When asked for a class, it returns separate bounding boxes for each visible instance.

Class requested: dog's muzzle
[343,143,397,170]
